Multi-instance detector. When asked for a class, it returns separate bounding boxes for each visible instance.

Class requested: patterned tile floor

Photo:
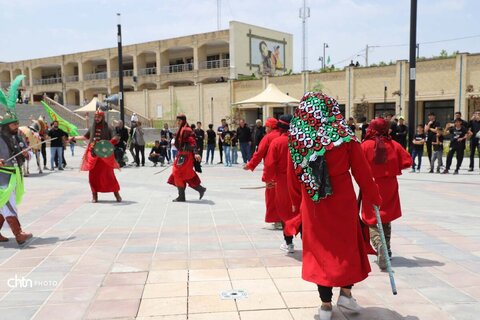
[0,149,479,319]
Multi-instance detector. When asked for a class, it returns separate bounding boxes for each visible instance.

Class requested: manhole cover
[220,289,248,300]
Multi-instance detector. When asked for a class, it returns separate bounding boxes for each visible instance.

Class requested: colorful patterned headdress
[0,75,25,126]
[288,92,357,202]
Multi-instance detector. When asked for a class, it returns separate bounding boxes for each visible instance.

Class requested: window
[423,100,454,127]
[374,103,396,118]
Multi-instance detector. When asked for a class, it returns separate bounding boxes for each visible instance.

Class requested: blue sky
[1,0,478,70]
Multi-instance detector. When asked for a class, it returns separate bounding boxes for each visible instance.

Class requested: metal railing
[84,72,107,81]
[199,59,230,69]
[138,67,157,75]
[65,75,79,82]
[111,69,134,77]
[33,77,62,85]
[43,96,86,129]
[161,63,193,74]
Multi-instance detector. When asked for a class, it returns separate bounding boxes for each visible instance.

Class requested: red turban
[265,117,278,129]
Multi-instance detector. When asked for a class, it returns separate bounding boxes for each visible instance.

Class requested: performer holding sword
[286,92,382,320]
[0,75,33,244]
[70,110,122,203]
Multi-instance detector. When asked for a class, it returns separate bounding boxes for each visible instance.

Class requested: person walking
[167,115,206,202]
[287,92,381,320]
[361,117,412,270]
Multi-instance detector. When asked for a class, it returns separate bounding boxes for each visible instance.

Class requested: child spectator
[430,127,444,173]
[411,125,425,173]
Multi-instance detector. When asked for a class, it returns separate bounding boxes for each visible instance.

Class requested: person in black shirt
[386,114,398,141]
[149,140,164,166]
[468,110,480,171]
[453,111,469,128]
[205,124,216,164]
[430,127,444,173]
[221,124,233,166]
[347,117,356,134]
[424,112,440,164]
[251,119,265,155]
[411,125,425,173]
[217,119,227,164]
[443,118,468,174]
[236,119,252,164]
[231,129,239,164]
[47,121,67,171]
[194,121,205,159]
[395,116,408,149]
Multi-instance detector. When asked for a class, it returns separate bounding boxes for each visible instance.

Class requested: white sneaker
[280,243,295,253]
[337,294,362,313]
[318,306,332,320]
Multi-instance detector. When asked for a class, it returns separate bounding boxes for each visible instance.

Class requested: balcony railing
[33,77,62,85]
[199,59,230,70]
[111,69,134,77]
[84,72,107,81]
[139,67,157,76]
[65,75,79,82]
[161,63,193,74]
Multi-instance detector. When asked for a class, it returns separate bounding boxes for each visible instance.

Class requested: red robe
[287,141,381,287]
[361,139,412,225]
[167,126,201,188]
[81,141,120,193]
[246,129,281,223]
[263,133,300,223]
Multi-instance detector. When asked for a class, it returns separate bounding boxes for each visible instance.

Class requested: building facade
[0,21,293,106]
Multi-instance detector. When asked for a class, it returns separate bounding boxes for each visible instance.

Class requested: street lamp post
[322,43,329,69]
[408,0,417,152]
[117,13,125,123]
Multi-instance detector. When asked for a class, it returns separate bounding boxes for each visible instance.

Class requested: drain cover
[220,289,248,300]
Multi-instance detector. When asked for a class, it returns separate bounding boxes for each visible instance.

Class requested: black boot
[173,187,186,202]
[193,185,206,200]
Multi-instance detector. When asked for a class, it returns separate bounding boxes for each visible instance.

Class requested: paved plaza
[0,149,479,320]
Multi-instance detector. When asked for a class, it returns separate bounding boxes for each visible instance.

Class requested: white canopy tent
[231,83,299,120]
[74,97,99,113]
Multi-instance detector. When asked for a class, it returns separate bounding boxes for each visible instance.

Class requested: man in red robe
[71,110,122,203]
[167,115,206,202]
[361,117,412,270]
[287,92,382,320]
[263,114,301,253]
[243,118,281,226]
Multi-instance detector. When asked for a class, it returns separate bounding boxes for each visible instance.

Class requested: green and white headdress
[0,75,25,125]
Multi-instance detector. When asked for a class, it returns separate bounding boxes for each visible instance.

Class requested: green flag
[41,101,79,137]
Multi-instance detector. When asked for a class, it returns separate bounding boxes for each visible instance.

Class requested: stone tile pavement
[0,149,479,319]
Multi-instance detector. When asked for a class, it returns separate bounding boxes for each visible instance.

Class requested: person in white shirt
[171,134,178,160]
[131,113,139,124]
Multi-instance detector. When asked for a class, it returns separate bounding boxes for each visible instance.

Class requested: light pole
[299,0,310,72]
[322,43,329,69]
[408,0,417,152]
[117,13,125,123]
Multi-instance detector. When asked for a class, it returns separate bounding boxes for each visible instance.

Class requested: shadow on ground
[391,256,444,268]
[311,306,420,319]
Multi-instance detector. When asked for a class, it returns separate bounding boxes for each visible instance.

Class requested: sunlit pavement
[0,148,479,320]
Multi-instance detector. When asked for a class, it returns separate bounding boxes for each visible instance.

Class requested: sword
[5,137,58,163]
[373,205,398,295]
[153,164,172,175]
[240,185,266,189]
